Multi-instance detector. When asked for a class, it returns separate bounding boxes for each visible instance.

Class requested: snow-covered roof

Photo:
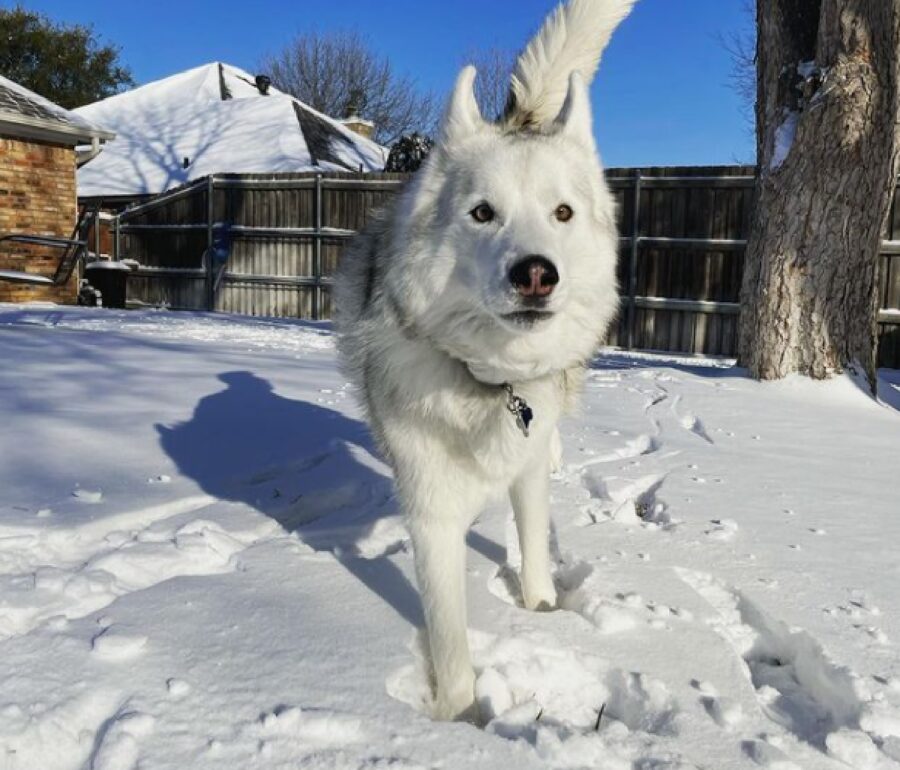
[0,74,114,145]
[74,62,387,198]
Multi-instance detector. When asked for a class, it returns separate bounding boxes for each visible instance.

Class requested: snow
[771,111,799,170]
[1,302,899,770]
[73,63,386,198]
[0,73,108,137]
[769,62,824,171]
[85,261,131,272]
[797,61,818,79]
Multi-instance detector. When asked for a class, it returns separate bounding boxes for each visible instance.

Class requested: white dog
[334,0,635,720]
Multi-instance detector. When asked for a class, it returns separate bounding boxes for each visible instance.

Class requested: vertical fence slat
[626,170,642,350]
[313,173,323,321]
[205,176,214,311]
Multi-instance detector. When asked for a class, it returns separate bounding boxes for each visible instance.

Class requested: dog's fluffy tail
[503,0,637,129]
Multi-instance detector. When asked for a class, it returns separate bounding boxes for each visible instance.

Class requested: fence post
[206,175,215,311]
[93,208,101,257]
[113,214,120,261]
[626,169,642,350]
[313,173,323,321]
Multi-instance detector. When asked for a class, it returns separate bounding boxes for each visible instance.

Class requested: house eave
[0,114,115,146]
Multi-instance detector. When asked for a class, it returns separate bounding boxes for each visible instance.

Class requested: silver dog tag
[504,384,534,438]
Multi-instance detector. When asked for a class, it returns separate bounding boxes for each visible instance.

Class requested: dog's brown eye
[555,204,574,223]
[470,203,495,223]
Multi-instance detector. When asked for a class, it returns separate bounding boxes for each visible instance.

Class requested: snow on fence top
[74,62,387,198]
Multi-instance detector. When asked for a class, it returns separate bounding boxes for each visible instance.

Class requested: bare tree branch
[464,46,516,121]
[721,0,757,136]
[259,30,437,145]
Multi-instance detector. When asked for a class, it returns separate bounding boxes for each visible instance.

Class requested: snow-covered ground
[1,303,899,770]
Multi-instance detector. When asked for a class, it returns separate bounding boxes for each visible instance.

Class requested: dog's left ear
[554,72,594,146]
[441,65,485,145]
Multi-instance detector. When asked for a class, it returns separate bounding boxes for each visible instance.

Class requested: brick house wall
[0,134,79,304]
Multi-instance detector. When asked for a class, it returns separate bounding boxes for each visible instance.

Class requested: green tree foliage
[0,5,133,108]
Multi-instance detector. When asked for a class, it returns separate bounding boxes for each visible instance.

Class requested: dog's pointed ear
[441,66,484,144]
[555,72,594,145]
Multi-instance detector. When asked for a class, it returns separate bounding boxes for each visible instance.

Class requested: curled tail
[503,0,637,130]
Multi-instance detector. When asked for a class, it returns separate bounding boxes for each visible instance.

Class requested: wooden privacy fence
[112,172,404,320]
[604,166,754,356]
[110,167,900,368]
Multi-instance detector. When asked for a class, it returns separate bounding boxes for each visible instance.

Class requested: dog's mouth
[501,310,555,328]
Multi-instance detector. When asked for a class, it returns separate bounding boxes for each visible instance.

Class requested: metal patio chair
[0,204,100,286]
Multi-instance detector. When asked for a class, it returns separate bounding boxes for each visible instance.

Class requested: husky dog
[334,0,635,720]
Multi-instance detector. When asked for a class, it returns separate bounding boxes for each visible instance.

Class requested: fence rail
[107,167,900,368]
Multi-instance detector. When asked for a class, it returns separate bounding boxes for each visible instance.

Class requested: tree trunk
[739,0,900,386]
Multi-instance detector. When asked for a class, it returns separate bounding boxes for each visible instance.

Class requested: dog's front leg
[408,513,476,721]
[510,449,557,611]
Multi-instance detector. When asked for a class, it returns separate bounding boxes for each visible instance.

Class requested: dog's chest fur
[365,324,580,485]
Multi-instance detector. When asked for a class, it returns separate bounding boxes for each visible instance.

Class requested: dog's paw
[453,699,485,726]
[522,588,559,612]
[432,672,479,723]
[521,573,558,612]
[433,692,480,723]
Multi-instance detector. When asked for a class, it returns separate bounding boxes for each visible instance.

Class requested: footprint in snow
[387,627,682,751]
[704,519,739,542]
[691,680,743,730]
[855,625,890,645]
[167,678,191,698]
[679,414,715,445]
[823,594,889,645]
[559,585,694,635]
[485,556,696,640]
[88,709,156,770]
[207,705,366,764]
[91,627,148,661]
[567,433,660,469]
[577,472,676,530]
[676,568,900,763]
[742,737,801,769]
[72,488,103,503]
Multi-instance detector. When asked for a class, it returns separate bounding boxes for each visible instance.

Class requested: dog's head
[389,67,620,383]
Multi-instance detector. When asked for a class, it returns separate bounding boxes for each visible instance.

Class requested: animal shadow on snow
[157,370,430,626]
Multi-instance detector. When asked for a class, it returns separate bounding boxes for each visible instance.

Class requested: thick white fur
[333,0,631,721]
[507,0,638,128]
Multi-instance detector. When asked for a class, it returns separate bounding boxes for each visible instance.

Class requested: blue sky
[6,0,756,167]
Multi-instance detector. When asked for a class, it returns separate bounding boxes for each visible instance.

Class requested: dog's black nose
[508,256,559,298]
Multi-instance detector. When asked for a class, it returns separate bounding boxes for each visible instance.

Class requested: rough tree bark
[739,0,900,386]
